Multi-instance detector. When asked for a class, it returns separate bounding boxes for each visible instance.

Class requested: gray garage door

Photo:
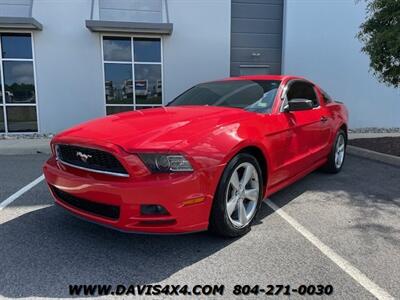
[230,0,284,76]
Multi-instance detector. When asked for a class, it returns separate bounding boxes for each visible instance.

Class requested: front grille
[56,144,128,177]
[51,185,120,220]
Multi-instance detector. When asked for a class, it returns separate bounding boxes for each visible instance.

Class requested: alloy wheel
[225,162,260,228]
[335,134,345,168]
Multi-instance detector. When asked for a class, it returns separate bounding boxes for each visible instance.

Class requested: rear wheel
[209,153,263,237]
[322,129,346,173]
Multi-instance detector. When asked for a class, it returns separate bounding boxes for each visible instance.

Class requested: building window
[0,33,38,133]
[102,36,163,115]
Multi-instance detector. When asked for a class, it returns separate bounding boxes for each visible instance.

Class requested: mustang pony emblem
[76,151,92,163]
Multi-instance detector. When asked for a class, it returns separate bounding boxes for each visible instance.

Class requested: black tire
[322,129,347,173]
[209,153,264,237]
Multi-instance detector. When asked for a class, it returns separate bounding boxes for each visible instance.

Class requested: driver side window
[287,81,319,107]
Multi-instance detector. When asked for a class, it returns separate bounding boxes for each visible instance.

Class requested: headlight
[138,153,193,173]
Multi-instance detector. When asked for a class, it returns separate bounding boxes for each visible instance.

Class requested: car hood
[55,106,253,152]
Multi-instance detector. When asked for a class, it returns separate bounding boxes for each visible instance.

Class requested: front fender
[172,121,271,198]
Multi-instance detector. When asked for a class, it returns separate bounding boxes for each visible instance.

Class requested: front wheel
[209,153,263,237]
[322,129,347,173]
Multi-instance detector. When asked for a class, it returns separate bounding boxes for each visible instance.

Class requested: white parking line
[264,200,395,300]
[0,175,45,211]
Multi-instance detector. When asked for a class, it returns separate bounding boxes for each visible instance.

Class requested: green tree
[357,0,400,87]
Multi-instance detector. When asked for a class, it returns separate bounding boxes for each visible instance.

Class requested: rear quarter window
[321,89,333,104]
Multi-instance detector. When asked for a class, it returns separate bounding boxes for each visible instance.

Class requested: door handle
[320,116,328,123]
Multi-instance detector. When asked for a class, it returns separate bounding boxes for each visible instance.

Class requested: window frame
[280,79,320,112]
[0,30,39,134]
[100,33,164,115]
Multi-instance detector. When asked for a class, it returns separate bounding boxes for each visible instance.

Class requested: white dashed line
[0,175,45,211]
[264,200,395,300]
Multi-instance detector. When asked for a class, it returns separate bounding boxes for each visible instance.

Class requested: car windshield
[167,80,281,113]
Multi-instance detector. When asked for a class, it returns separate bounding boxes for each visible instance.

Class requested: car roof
[224,75,305,82]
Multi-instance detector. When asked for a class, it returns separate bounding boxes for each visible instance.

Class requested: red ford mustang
[43,75,348,237]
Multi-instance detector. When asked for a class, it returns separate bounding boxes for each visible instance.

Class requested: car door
[283,80,332,168]
[262,81,310,187]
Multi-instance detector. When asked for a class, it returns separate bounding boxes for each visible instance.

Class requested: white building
[0,0,398,134]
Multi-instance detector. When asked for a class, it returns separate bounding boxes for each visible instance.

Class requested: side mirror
[284,98,313,112]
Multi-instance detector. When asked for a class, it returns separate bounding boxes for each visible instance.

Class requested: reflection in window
[134,38,161,62]
[0,33,38,133]
[0,107,4,132]
[3,61,35,104]
[106,106,133,115]
[103,36,163,115]
[1,33,32,59]
[104,63,133,104]
[103,36,131,62]
[136,106,158,110]
[6,106,37,132]
[134,64,162,105]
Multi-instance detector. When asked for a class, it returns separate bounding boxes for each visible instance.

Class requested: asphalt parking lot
[0,152,399,299]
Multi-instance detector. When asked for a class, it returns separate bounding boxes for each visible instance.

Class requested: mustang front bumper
[43,155,220,234]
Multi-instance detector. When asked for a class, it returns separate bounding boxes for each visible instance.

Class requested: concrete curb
[348,132,400,140]
[0,139,51,155]
[347,145,400,168]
